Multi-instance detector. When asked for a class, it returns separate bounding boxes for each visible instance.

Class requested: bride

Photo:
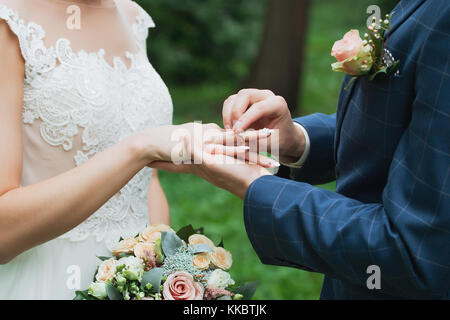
[0,0,237,299]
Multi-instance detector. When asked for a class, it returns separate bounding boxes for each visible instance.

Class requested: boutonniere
[331,13,400,90]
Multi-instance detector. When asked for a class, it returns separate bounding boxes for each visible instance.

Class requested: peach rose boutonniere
[331,13,400,89]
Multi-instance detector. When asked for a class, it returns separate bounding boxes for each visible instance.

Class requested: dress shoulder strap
[0,3,56,73]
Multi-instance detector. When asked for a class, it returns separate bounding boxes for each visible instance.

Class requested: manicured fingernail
[266,159,280,168]
[233,121,243,133]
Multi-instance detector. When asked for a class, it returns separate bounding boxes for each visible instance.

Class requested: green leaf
[161,231,184,256]
[97,256,112,262]
[106,283,123,300]
[217,238,224,248]
[176,224,196,242]
[74,290,96,300]
[194,227,204,235]
[367,30,383,66]
[117,252,134,259]
[217,295,232,300]
[233,282,259,300]
[192,243,214,254]
[154,237,164,264]
[142,268,165,294]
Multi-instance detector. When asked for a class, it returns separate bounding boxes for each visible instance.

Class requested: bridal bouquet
[74,224,257,300]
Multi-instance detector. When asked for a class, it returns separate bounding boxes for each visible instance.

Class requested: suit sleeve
[244,7,450,298]
[286,113,336,185]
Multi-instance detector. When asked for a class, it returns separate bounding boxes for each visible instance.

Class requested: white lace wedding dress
[0,0,172,299]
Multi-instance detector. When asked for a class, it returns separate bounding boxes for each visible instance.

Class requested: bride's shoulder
[117,0,154,26]
[118,0,145,16]
[0,0,44,24]
[116,0,155,30]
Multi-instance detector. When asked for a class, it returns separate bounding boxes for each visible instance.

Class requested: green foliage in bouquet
[74,224,258,301]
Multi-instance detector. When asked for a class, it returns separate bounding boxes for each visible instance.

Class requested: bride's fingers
[203,129,246,146]
[206,144,280,168]
[203,128,275,148]
[237,128,274,142]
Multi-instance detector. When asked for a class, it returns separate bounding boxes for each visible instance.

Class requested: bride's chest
[22,41,173,154]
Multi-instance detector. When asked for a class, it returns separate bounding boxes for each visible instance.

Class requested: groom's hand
[222,89,306,164]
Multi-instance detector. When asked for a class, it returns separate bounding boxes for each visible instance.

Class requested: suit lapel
[334,75,356,164]
[387,0,426,39]
[333,0,426,165]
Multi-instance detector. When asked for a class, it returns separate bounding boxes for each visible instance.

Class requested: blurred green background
[137,0,398,299]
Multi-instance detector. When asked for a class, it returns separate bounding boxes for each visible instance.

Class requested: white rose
[88,282,107,299]
[207,269,235,289]
[117,256,144,281]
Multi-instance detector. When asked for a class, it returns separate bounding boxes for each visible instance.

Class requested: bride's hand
[139,122,280,167]
[136,122,233,164]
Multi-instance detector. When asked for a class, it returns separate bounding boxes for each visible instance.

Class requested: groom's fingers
[222,95,237,130]
[233,96,283,133]
[223,89,274,131]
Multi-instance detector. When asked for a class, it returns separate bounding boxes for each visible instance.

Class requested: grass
[157,0,385,299]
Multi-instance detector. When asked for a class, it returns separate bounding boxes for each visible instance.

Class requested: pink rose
[331,30,373,76]
[331,30,364,62]
[163,271,204,300]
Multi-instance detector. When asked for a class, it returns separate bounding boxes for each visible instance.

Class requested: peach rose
[139,224,174,244]
[112,237,138,257]
[192,253,211,271]
[188,234,215,250]
[332,30,364,62]
[133,242,155,260]
[331,30,373,76]
[210,247,232,271]
[95,258,117,283]
[163,271,204,300]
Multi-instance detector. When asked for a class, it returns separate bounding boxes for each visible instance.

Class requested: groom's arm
[244,13,450,298]
[279,113,336,185]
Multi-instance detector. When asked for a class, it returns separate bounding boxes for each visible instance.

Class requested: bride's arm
[0,22,165,264]
[147,170,170,225]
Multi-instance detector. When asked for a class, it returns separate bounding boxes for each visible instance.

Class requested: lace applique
[0,4,173,250]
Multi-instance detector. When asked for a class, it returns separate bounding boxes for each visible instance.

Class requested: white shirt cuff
[281,122,310,168]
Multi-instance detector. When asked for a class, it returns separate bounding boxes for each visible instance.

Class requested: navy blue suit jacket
[244,0,450,299]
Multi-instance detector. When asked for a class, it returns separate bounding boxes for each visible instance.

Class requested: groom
[154,0,450,299]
